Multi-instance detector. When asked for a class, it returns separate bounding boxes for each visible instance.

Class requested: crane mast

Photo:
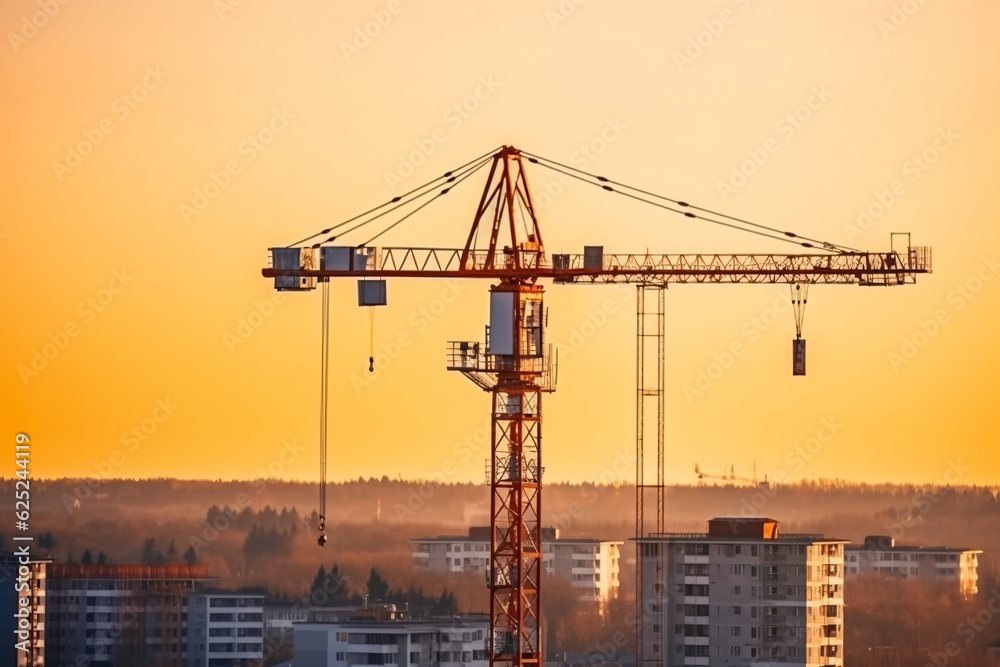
[261,145,932,667]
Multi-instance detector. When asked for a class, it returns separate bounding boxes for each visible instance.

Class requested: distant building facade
[988,638,1000,666]
[187,591,266,666]
[637,518,847,667]
[264,603,311,636]
[845,535,981,596]
[411,527,622,603]
[0,550,49,667]
[44,563,265,666]
[295,606,489,667]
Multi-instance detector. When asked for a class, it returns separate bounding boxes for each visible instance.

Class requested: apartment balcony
[681,657,708,666]
[822,624,842,639]
[348,644,399,654]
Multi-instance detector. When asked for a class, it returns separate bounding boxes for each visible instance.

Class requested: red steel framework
[445,149,552,667]
[261,145,932,667]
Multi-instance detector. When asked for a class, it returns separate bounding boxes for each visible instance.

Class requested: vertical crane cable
[319,279,330,541]
[369,308,375,373]
[792,283,808,338]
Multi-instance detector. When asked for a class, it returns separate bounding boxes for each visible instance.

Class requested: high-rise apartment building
[636,518,846,667]
[0,550,49,667]
[187,590,266,665]
[44,563,265,666]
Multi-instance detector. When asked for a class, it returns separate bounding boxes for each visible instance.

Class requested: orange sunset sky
[2,1,999,485]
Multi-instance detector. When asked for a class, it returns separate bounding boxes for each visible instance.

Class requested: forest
[1,477,998,666]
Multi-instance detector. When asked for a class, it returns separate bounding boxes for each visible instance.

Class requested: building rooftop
[295,614,490,629]
[197,587,268,597]
[412,526,621,545]
[634,534,849,543]
[633,517,848,543]
[846,535,981,554]
[846,544,981,553]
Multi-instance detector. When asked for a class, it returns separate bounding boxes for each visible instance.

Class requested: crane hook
[368,308,376,373]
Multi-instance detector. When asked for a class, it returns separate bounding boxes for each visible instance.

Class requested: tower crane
[261,145,931,667]
[694,462,769,488]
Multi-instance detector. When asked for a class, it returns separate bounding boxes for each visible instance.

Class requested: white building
[636,517,847,667]
[187,590,265,666]
[265,603,312,635]
[295,609,489,667]
[845,535,981,597]
[411,527,622,603]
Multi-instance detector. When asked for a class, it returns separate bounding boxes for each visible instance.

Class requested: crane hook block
[792,338,806,376]
[369,356,374,373]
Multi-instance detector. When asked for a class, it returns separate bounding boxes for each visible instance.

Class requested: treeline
[296,564,459,617]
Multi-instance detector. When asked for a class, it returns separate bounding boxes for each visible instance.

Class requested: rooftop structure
[295,609,490,667]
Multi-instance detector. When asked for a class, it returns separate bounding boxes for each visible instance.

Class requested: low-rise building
[845,535,981,597]
[412,527,621,603]
[295,607,489,667]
